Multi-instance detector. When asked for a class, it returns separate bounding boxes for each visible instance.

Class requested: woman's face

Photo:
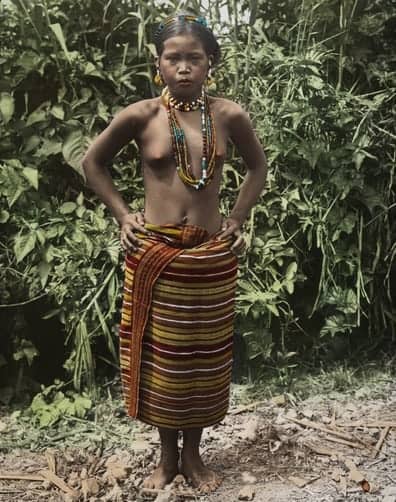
[158,33,210,99]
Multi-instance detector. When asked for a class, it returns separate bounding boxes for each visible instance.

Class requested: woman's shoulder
[121,97,162,123]
[209,96,248,121]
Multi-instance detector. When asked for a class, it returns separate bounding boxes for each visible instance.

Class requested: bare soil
[0,381,395,502]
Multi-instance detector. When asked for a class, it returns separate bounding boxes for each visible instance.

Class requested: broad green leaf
[49,23,71,63]
[84,62,105,79]
[285,262,297,280]
[26,109,46,126]
[267,304,279,316]
[285,280,294,294]
[50,104,64,120]
[73,394,92,417]
[14,233,37,263]
[62,131,88,173]
[0,210,10,223]
[38,261,51,288]
[0,93,15,124]
[22,167,39,189]
[17,51,42,71]
[22,135,41,153]
[60,202,76,214]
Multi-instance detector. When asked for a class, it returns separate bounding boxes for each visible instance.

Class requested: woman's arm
[82,102,149,250]
[218,103,268,249]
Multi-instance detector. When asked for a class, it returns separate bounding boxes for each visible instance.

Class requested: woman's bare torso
[134,96,230,236]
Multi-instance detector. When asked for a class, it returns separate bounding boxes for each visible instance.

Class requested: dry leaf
[339,475,347,496]
[301,408,314,419]
[239,417,259,441]
[344,459,371,491]
[288,476,309,488]
[241,471,257,484]
[154,492,173,502]
[81,477,100,500]
[130,439,151,451]
[101,483,123,502]
[331,468,343,482]
[104,455,130,483]
[269,440,282,453]
[238,484,256,500]
[271,395,286,406]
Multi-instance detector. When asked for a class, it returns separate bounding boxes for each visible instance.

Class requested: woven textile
[119,222,238,429]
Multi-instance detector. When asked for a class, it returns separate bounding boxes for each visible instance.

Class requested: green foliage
[0,0,394,396]
[29,380,92,427]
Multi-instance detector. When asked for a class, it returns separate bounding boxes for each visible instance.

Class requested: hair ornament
[156,14,209,35]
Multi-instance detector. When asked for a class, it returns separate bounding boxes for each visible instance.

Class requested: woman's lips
[178,80,192,85]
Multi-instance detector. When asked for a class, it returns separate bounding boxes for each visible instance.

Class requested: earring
[154,67,164,86]
[206,64,215,86]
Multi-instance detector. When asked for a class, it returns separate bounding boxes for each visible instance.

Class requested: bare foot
[142,463,178,490]
[180,456,222,493]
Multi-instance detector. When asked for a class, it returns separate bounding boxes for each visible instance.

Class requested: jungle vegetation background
[0,0,395,417]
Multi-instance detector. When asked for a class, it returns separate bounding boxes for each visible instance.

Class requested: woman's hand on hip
[216,217,246,256]
[119,212,149,252]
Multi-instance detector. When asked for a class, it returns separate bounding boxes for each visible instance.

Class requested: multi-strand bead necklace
[161,86,216,190]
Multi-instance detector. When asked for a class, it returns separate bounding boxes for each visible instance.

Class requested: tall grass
[0,0,394,393]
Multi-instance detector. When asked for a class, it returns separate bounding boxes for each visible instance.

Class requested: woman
[82,12,267,494]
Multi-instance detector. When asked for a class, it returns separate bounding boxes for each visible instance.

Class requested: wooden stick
[45,450,56,474]
[286,416,366,444]
[372,426,391,458]
[140,487,196,497]
[303,442,339,457]
[39,470,78,497]
[335,421,396,428]
[229,400,265,415]
[0,474,44,481]
[324,435,365,450]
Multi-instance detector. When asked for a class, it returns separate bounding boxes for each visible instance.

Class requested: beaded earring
[154,68,164,86]
[206,62,215,87]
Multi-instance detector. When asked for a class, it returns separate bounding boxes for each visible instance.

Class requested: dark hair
[154,12,221,66]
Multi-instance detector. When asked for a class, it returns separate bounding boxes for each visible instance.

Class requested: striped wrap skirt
[119,222,238,429]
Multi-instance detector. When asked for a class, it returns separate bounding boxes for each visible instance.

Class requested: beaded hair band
[155,14,209,39]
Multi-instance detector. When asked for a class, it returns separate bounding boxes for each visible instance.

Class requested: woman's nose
[178,62,190,73]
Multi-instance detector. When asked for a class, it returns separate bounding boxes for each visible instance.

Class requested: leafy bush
[0,0,394,397]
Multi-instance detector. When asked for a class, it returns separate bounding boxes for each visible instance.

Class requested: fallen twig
[0,473,44,481]
[324,434,365,450]
[335,421,396,428]
[303,441,340,457]
[45,450,56,474]
[286,416,366,446]
[39,469,78,497]
[229,401,265,415]
[288,475,320,488]
[372,426,391,458]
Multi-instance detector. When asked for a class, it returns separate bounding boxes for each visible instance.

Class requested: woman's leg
[180,427,222,492]
[143,427,179,489]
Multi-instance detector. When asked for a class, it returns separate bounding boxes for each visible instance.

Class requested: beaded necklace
[161,86,216,190]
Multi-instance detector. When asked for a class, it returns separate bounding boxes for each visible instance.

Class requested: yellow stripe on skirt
[119,222,238,429]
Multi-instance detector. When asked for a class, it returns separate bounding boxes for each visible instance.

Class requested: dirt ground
[0,380,395,502]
